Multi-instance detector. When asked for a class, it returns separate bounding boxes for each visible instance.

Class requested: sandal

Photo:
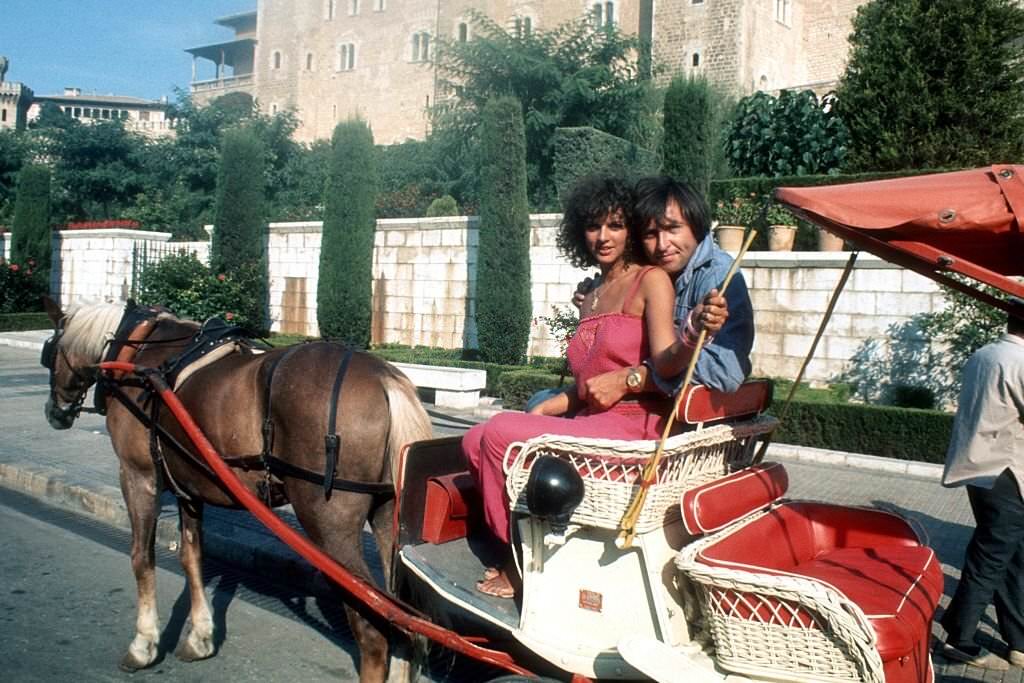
[482,567,500,581]
[476,576,515,599]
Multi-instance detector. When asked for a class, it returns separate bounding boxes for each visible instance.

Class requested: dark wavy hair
[634,176,712,242]
[557,175,642,269]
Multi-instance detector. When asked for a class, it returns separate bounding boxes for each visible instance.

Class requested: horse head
[41,296,123,430]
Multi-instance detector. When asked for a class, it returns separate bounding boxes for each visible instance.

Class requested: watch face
[627,370,641,389]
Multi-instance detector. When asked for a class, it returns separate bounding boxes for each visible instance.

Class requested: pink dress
[463,267,667,543]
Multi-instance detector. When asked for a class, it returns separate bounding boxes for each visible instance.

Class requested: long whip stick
[616,229,757,549]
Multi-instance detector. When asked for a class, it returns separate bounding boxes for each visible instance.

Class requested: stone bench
[390,362,487,410]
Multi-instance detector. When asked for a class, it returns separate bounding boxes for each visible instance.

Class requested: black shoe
[937,642,1010,670]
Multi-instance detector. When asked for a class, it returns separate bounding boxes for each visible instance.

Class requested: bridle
[41,318,96,424]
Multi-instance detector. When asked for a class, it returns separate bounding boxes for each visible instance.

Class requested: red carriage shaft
[98,360,537,679]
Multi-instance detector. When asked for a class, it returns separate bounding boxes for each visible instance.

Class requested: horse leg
[370,499,419,683]
[175,499,216,662]
[118,466,162,672]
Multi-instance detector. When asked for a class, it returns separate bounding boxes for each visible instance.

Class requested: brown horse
[40,297,432,682]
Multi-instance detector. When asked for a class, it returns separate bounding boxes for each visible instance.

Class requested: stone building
[188,1,862,143]
[0,57,34,132]
[27,88,175,139]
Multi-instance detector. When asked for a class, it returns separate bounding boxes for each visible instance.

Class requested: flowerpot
[817,228,845,252]
[714,225,746,251]
[768,224,797,252]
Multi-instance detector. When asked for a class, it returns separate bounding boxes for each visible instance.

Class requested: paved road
[0,341,1020,681]
[0,488,356,682]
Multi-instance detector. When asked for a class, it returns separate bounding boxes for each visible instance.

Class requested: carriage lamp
[524,456,585,545]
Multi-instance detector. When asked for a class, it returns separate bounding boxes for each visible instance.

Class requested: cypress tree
[317,119,378,346]
[211,125,266,274]
[476,96,531,365]
[210,125,268,331]
[662,75,714,196]
[11,163,52,277]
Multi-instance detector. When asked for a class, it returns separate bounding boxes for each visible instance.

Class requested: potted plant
[765,202,797,251]
[712,191,756,251]
[817,225,845,251]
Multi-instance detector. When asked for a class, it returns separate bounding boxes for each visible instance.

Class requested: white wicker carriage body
[675,512,886,683]
[505,415,777,534]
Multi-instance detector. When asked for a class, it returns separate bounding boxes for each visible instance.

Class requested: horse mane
[63,303,186,361]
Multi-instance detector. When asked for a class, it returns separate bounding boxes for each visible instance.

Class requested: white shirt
[943,333,1024,491]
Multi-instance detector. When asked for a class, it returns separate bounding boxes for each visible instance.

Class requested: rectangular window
[374,0,385,11]
[774,0,791,25]
[349,0,359,16]
[339,44,356,71]
[140,110,150,121]
[73,107,81,117]
[1,109,6,123]
[327,0,335,19]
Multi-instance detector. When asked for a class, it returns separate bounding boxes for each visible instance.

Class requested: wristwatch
[625,367,644,393]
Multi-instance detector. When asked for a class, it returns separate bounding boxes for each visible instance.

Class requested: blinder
[40,325,62,371]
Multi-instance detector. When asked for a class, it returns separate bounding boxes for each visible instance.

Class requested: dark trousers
[940,469,1024,651]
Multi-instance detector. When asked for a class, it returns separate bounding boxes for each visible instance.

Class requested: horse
[39,297,433,682]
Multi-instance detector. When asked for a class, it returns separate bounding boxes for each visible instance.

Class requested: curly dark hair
[557,175,642,269]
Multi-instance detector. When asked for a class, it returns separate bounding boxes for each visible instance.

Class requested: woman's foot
[476,570,515,599]
[481,567,500,581]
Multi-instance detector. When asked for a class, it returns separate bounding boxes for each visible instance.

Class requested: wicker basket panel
[506,417,777,532]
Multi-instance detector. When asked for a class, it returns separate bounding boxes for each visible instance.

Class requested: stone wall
[49,221,945,385]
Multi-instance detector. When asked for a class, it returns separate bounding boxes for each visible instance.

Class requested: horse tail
[379,366,432,492]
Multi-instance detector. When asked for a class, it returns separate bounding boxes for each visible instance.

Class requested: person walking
[938,299,1024,670]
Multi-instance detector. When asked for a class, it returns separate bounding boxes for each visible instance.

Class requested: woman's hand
[527,389,573,416]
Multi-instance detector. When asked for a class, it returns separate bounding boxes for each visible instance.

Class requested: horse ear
[42,296,63,329]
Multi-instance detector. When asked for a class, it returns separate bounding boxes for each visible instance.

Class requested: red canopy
[774,165,1024,313]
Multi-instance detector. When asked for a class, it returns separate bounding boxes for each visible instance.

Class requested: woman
[464,176,713,598]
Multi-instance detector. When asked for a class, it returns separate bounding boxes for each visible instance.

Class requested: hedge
[0,312,51,332]
[551,127,661,205]
[773,399,953,464]
[496,369,564,410]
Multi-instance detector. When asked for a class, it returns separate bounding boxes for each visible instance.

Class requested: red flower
[225,312,235,321]
[9,264,18,272]
[217,273,226,281]
[27,258,36,267]
[25,269,33,276]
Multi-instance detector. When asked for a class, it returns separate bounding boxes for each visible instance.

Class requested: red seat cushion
[677,380,773,425]
[681,462,788,536]
[791,546,943,661]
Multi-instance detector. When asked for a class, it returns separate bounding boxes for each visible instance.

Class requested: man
[938,299,1024,670]
[574,176,754,410]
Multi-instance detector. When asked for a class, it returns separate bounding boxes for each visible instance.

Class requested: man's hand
[572,274,599,310]
[579,367,630,411]
[692,288,729,335]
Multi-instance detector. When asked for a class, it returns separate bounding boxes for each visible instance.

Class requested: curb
[0,336,46,351]
[766,442,943,481]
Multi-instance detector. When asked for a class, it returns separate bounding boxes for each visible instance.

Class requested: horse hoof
[118,652,151,673]
[175,638,215,663]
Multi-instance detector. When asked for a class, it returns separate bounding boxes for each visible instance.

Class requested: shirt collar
[1001,333,1024,347]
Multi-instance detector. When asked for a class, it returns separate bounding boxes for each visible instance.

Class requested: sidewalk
[0,335,1017,681]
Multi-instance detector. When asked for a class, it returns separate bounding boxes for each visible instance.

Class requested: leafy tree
[725,90,848,178]
[211,125,266,274]
[662,75,731,194]
[426,195,459,217]
[10,163,52,279]
[0,129,28,223]
[837,0,1024,171]
[475,96,531,364]
[317,120,378,346]
[434,13,658,208]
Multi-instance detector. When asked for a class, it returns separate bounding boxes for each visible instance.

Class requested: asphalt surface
[0,335,1020,682]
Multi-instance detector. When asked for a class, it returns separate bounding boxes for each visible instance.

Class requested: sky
[0,1,257,102]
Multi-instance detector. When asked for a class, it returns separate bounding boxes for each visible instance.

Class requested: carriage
[40,166,1024,682]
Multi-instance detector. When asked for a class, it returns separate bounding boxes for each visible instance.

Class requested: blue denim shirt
[645,234,754,394]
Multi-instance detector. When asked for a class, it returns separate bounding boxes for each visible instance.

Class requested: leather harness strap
[323,347,353,499]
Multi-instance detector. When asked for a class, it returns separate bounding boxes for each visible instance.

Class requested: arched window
[327,0,336,20]
[270,103,279,115]
[591,2,615,27]
[691,51,701,67]
[458,22,468,42]
[338,43,356,71]
[273,51,282,69]
[306,52,314,70]
[514,16,532,37]
[349,0,359,16]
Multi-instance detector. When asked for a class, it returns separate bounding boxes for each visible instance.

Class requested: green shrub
[210,126,267,274]
[137,251,266,335]
[318,120,378,347]
[476,97,532,365]
[425,195,459,217]
[773,400,953,463]
[10,164,52,282]
[0,258,48,314]
[663,75,726,197]
[0,311,51,331]
[551,127,660,205]
[497,369,562,410]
